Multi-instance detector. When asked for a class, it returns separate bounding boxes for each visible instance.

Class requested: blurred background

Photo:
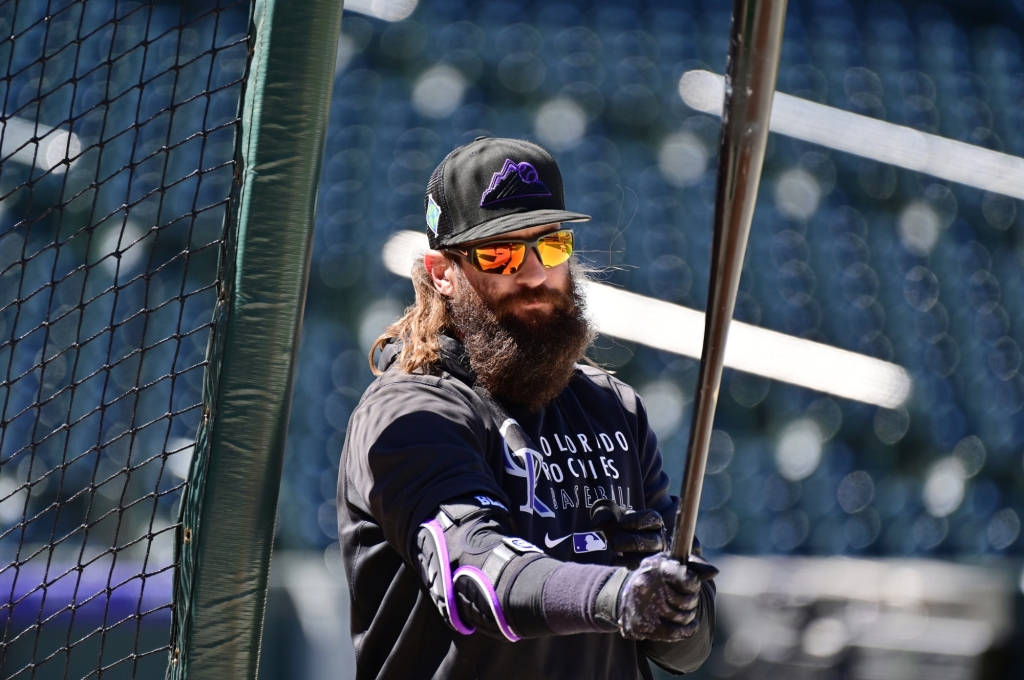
[278,0,1024,677]
[1,0,1022,678]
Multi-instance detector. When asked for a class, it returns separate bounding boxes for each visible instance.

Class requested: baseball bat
[670,0,788,562]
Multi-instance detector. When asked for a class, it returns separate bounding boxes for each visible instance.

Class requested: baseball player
[338,137,716,679]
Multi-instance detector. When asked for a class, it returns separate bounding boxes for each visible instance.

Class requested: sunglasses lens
[536,231,573,267]
[467,230,574,275]
[473,244,526,274]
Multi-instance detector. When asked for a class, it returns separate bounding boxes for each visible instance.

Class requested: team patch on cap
[480,159,552,207]
[426,194,441,235]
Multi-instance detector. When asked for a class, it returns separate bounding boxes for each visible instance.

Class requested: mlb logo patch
[426,194,441,235]
[572,532,607,554]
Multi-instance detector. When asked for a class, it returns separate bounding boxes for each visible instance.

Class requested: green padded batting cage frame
[0,1,342,678]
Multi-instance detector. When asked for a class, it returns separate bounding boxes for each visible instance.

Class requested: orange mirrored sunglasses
[453,229,574,275]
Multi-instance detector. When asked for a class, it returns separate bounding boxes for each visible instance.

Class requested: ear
[424,250,457,297]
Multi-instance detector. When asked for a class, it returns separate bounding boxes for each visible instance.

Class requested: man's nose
[513,247,549,286]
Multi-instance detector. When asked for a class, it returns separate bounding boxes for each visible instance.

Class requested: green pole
[169,1,343,677]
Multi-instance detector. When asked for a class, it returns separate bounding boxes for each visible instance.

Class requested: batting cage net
[1,1,251,677]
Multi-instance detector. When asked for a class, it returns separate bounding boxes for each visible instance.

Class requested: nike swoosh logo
[544,533,571,548]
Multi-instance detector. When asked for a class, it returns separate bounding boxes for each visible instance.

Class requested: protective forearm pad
[415,501,629,642]
[416,504,559,641]
[419,519,528,640]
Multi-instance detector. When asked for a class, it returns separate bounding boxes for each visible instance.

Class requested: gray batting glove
[615,552,717,642]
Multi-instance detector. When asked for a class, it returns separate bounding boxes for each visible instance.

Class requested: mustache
[491,286,574,315]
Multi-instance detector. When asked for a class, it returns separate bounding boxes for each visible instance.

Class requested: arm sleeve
[640,582,716,675]
[343,379,510,562]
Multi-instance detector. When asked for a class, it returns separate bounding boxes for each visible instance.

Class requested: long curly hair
[367,255,452,375]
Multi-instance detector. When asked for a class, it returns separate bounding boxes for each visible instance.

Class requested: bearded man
[338,137,716,680]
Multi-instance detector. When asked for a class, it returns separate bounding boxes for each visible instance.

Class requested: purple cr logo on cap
[480,159,552,207]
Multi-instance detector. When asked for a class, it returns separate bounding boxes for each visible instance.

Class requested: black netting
[0,1,250,678]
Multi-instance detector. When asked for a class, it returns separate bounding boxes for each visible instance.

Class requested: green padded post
[168,1,343,677]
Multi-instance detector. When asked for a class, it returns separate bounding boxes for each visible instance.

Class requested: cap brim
[436,209,591,247]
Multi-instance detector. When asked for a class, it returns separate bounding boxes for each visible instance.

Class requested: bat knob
[685,553,719,580]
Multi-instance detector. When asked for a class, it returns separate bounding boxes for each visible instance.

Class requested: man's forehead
[463,222,562,246]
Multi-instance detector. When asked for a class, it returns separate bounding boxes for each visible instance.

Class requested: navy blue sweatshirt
[337,337,713,679]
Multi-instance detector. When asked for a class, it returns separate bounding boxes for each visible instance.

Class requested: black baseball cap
[423,137,590,249]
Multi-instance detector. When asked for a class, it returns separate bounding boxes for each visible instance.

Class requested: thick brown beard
[447,268,594,411]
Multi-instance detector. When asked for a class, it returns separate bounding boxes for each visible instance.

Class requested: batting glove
[590,499,667,564]
[614,552,718,642]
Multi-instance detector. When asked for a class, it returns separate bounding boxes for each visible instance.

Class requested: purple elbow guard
[419,519,522,642]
